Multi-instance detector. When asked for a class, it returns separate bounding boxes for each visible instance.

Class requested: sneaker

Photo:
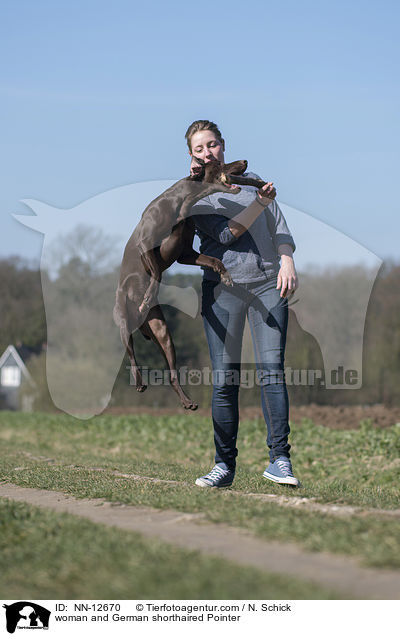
[263,456,300,487]
[195,464,235,488]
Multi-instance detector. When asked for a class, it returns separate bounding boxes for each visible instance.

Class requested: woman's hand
[257,182,276,203]
[277,245,299,298]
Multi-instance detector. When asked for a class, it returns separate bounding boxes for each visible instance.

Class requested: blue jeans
[201,277,291,469]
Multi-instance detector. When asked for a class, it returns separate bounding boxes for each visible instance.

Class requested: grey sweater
[190,171,296,283]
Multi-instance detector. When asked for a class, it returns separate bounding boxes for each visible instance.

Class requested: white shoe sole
[263,471,300,487]
[195,478,232,488]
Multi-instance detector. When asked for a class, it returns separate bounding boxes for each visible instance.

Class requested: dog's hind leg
[139,305,198,410]
[139,249,162,313]
[114,286,147,392]
[126,334,147,392]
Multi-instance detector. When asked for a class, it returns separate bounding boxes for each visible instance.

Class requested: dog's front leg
[178,251,233,286]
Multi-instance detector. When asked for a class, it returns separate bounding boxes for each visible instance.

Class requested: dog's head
[190,157,248,194]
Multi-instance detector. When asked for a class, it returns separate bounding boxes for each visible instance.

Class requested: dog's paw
[220,271,233,286]
[183,400,198,410]
[138,298,150,313]
[213,261,233,286]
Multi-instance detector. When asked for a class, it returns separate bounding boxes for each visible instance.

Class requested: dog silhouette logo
[13,183,382,415]
[2,602,50,633]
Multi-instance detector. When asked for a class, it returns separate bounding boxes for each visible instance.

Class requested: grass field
[0,410,399,598]
[1,498,341,599]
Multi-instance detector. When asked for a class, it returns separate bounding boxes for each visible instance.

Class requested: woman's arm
[190,156,276,240]
[277,244,299,298]
[227,185,276,238]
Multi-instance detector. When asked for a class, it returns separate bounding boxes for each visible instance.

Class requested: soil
[104,403,400,430]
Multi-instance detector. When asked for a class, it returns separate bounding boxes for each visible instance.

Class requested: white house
[0,345,36,410]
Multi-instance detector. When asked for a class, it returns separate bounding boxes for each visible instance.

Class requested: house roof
[0,345,35,386]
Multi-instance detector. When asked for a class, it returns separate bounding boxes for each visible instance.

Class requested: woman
[186,119,300,488]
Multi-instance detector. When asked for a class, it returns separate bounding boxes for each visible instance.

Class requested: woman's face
[189,130,225,165]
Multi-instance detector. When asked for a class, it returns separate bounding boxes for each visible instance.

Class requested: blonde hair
[185,120,223,152]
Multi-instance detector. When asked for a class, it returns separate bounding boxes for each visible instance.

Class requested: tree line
[1,254,399,410]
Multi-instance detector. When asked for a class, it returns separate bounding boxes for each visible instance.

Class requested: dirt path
[17,453,400,519]
[1,481,399,600]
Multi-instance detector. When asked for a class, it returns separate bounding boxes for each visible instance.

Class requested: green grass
[0,498,341,599]
[0,411,399,573]
[1,411,399,506]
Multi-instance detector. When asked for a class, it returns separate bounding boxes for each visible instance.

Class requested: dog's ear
[223,160,248,175]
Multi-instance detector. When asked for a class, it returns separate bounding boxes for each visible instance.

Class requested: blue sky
[1,0,399,268]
